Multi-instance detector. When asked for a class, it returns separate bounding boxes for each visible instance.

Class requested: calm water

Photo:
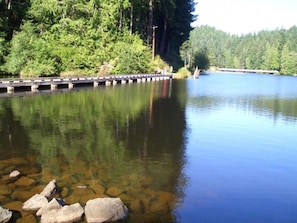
[0,72,297,222]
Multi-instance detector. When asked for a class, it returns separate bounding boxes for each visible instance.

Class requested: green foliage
[281,45,297,75]
[111,36,153,74]
[4,21,59,76]
[180,40,192,68]
[0,2,8,73]
[263,43,279,71]
[187,25,297,75]
[175,67,191,79]
[0,0,195,76]
[151,55,170,72]
[4,24,33,75]
[0,37,6,73]
[193,51,210,71]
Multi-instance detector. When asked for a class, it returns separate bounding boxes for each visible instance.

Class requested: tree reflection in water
[0,80,188,223]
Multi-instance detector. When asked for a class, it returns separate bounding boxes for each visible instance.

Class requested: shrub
[174,67,191,79]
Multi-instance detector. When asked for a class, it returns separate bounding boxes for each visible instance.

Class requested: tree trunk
[119,4,123,30]
[159,20,167,56]
[147,0,153,45]
[130,4,133,35]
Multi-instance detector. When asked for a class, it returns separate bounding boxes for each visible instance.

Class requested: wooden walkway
[0,74,172,94]
[218,68,280,75]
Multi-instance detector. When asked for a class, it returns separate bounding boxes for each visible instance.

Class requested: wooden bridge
[218,68,280,75]
[0,74,172,94]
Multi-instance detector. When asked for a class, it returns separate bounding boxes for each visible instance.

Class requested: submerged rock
[0,185,12,196]
[85,197,128,223]
[106,186,124,197]
[2,201,23,213]
[11,189,36,201]
[14,176,36,188]
[0,206,12,223]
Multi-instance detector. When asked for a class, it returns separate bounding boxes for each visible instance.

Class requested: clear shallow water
[0,73,297,222]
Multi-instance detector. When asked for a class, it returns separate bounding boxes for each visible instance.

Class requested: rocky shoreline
[0,156,178,223]
[1,172,128,223]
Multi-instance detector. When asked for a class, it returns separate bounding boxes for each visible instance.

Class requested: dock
[0,74,172,94]
[218,68,280,75]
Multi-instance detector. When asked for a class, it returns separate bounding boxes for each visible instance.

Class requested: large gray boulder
[0,206,12,223]
[40,203,84,223]
[85,197,128,223]
[23,194,48,211]
[40,179,58,198]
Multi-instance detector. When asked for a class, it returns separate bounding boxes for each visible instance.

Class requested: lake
[0,72,297,223]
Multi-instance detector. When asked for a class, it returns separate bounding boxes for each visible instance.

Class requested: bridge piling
[31,85,38,92]
[51,84,57,90]
[7,86,14,93]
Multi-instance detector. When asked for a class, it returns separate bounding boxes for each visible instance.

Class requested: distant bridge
[218,68,280,75]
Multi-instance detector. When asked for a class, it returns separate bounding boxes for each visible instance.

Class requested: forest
[181,25,297,75]
[0,0,195,77]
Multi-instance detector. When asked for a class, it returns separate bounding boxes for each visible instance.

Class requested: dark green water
[0,80,187,223]
[1,73,297,223]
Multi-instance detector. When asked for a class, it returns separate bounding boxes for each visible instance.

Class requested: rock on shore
[2,177,129,223]
[22,194,48,211]
[85,197,128,223]
[40,202,84,223]
[0,206,12,223]
[40,179,58,198]
[9,170,21,179]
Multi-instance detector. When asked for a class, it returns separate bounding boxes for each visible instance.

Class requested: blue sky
[192,0,297,35]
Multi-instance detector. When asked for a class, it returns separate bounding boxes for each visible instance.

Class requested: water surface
[0,73,297,223]
[178,73,297,223]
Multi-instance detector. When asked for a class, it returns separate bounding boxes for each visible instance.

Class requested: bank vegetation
[0,0,195,77]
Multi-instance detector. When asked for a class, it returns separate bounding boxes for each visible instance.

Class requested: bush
[151,55,170,73]
[110,36,153,74]
[174,67,191,79]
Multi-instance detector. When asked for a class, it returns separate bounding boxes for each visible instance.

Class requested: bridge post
[51,84,57,90]
[31,85,38,92]
[68,83,73,89]
[93,81,99,87]
[105,81,111,86]
[112,80,117,85]
[7,86,14,93]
